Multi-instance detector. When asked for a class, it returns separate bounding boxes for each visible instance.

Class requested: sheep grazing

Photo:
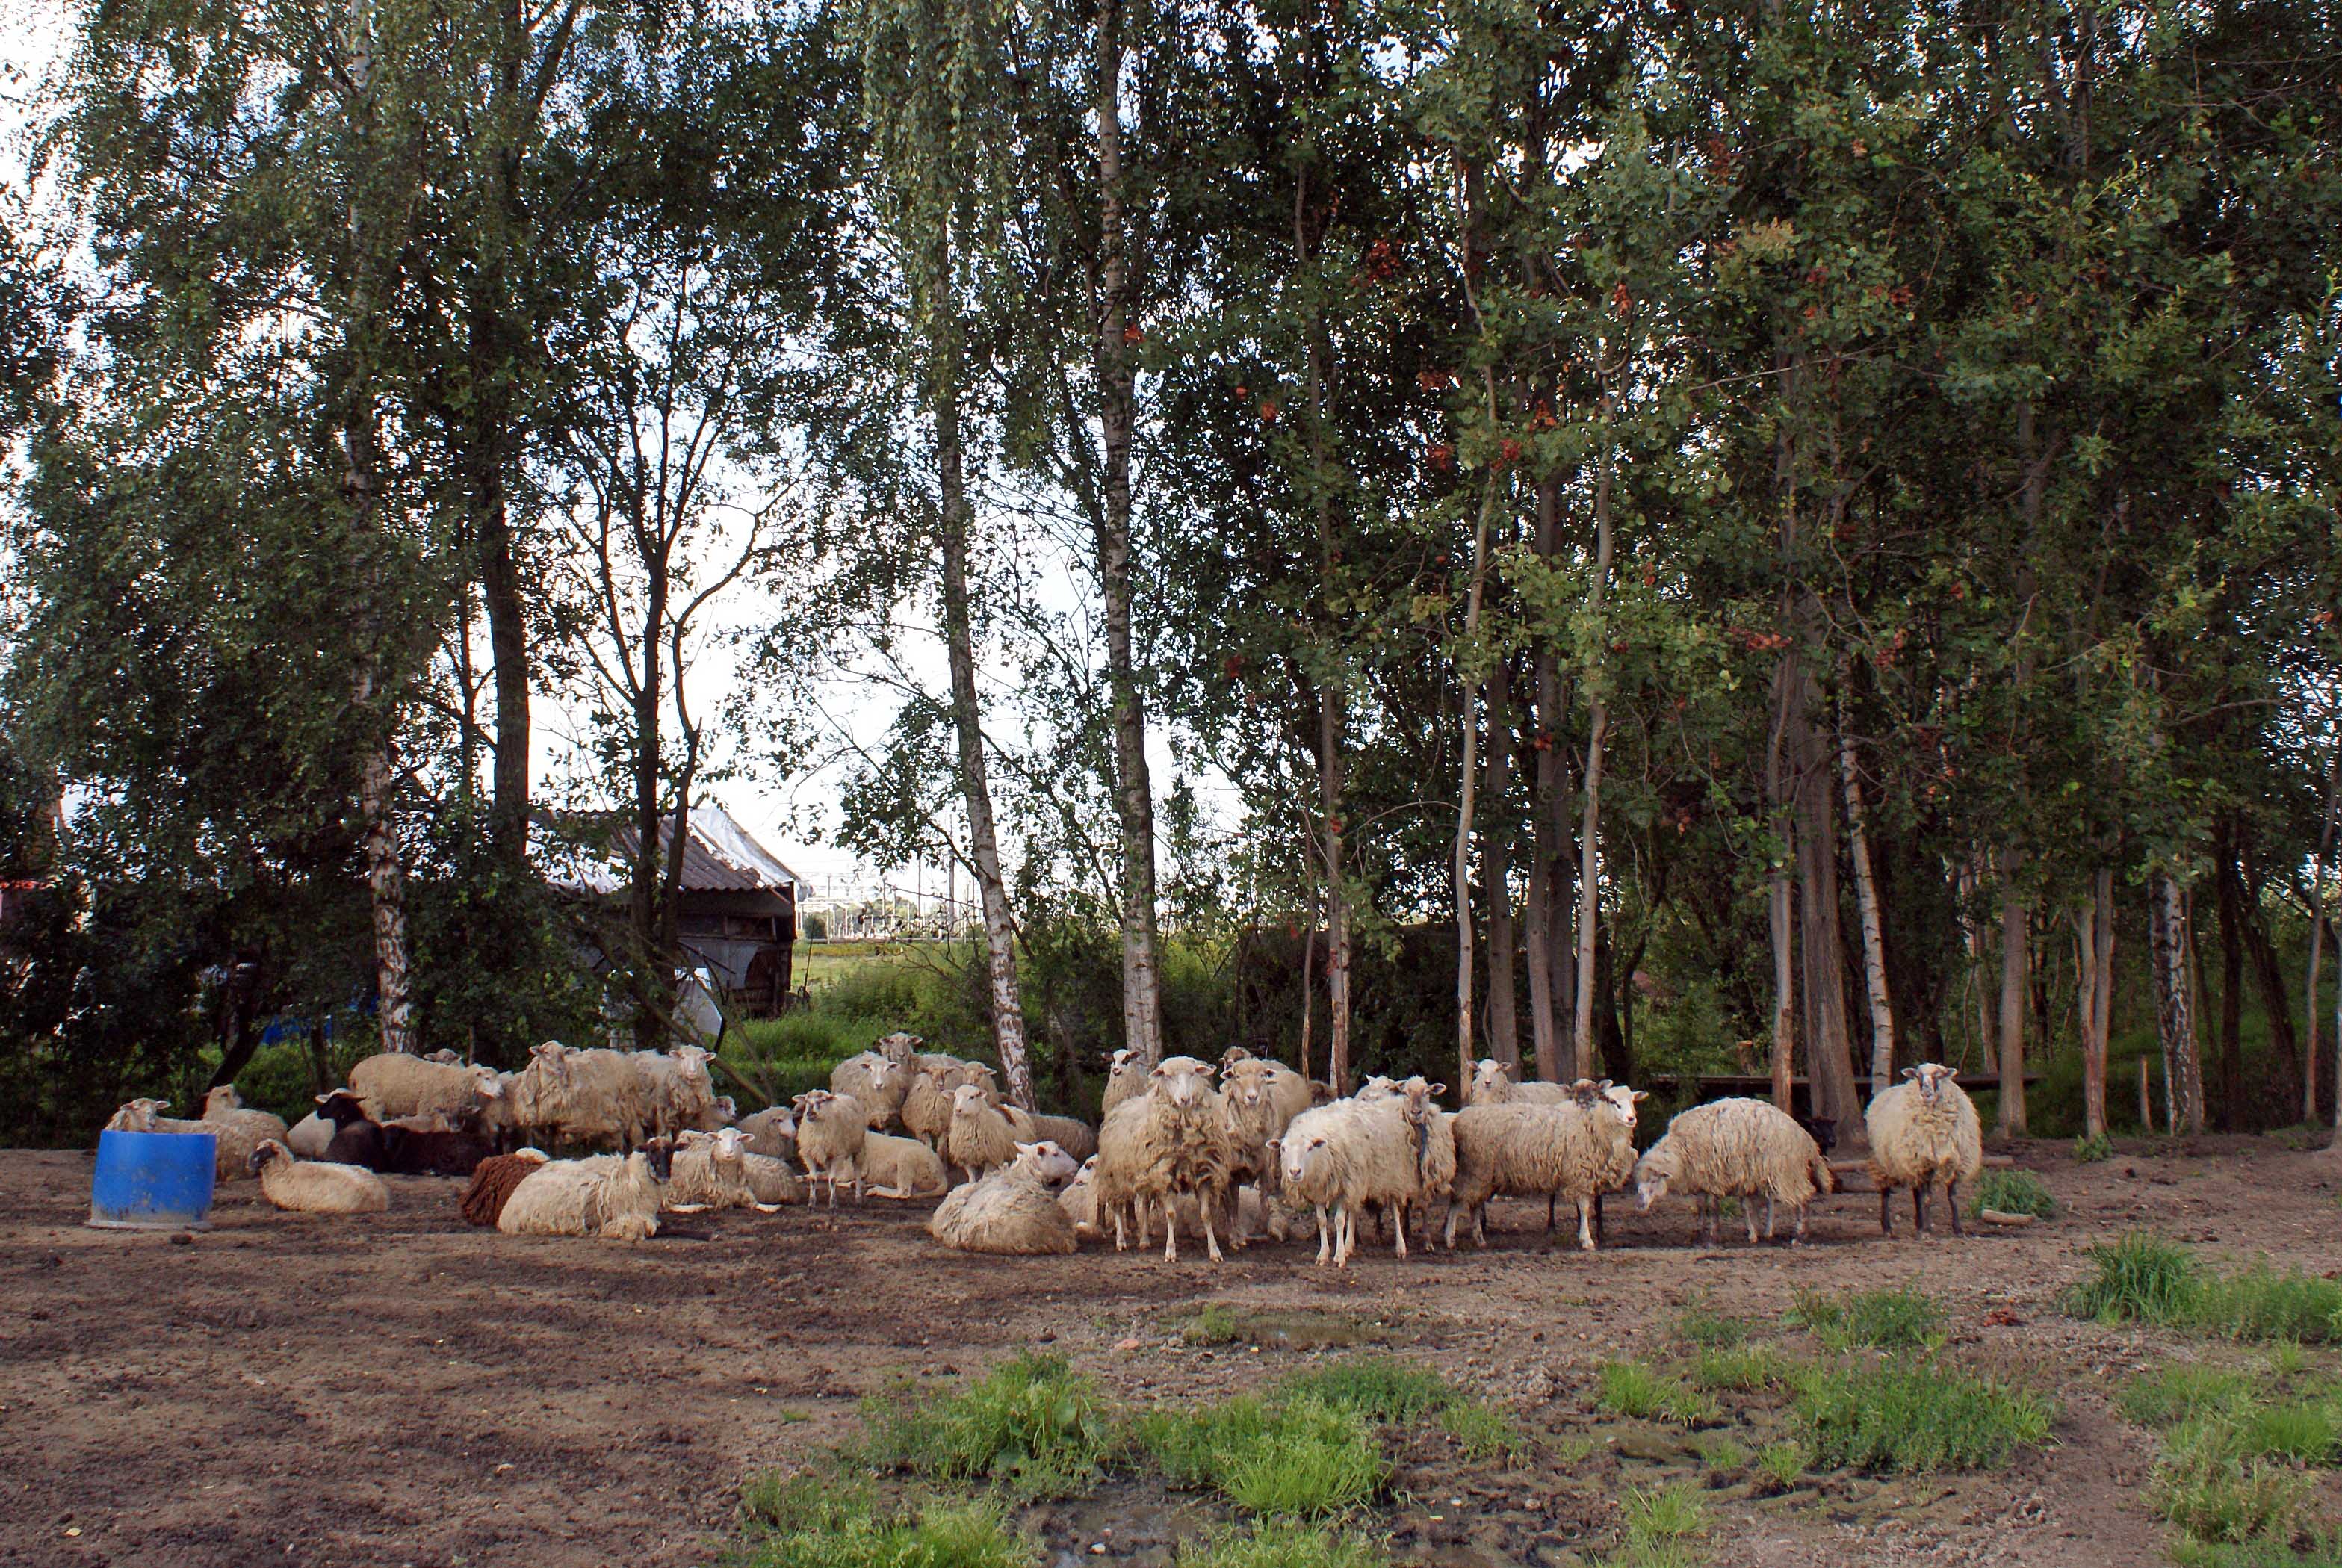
[247,1140,391,1215]
[1099,1047,1147,1118]
[901,1060,998,1149]
[1865,1062,1983,1237]
[459,1149,551,1226]
[735,1105,796,1165]
[664,1128,778,1212]
[855,1131,949,1199]
[944,1082,1022,1186]
[929,1141,1082,1256]
[497,1150,664,1241]
[792,1089,869,1207]
[1466,1058,1574,1107]
[377,1112,495,1176]
[1632,1097,1833,1246]
[348,1053,504,1130]
[1443,1092,1633,1252]
[1099,1056,1239,1262]
[831,1050,912,1129]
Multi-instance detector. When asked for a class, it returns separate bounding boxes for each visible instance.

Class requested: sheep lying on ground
[247,1140,390,1214]
[854,1131,949,1198]
[792,1089,868,1206]
[929,1141,1082,1255]
[1633,1097,1833,1245]
[734,1106,796,1165]
[944,1082,1021,1186]
[831,1050,912,1129]
[1023,1112,1097,1161]
[302,1089,386,1168]
[664,1128,778,1212]
[102,1098,256,1181]
[1093,1056,1237,1262]
[1466,1058,1574,1106]
[459,1149,551,1226]
[377,1112,495,1176]
[740,1151,805,1206]
[1443,1089,1633,1251]
[286,1112,334,1159]
[200,1087,291,1180]
[497,1150,664,1240]
[1865,1062,1983,1237]
[348,1053,504,1129]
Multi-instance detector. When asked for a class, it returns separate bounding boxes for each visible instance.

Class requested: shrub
[1440,1400,1527,1461]
[1176,1522,1389,1568]
[1791,1364,2052,1473]
[2073,1132,2114,1163]
[1596,1360,1718,1427]
[2119,1366,2255,1428]
[2064,1232,2200,1326]
[1792,1288,1945,1351]
[862,1353,1119,1499]
[1754,1441,1806,1490]
[1280,1357,1455,1424]
[1969,1168,2056,1220]
[1136,1396,1387,1516]
[735,1475,1035,1568]
[2152,1420,2312,1546]
[2193,1268,2342,1346]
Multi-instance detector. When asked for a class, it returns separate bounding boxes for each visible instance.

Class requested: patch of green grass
[1597,1360,1719,1426]
[1970,1168,2057,1219]
[1673,1302,1751,1349]
[1136,1395,1387,1516]
[2170,1529,2342,1568]
[2120,1366,2256,1428]
[734,1475,1036,1568]
[1693,1434,1747,1471]
[2195,1268,2342,1346]
[2235,1399,2342,1466]
[1792,1288,1945,1351]
[1186,1304,1244,1345]
[1279,1357,1453,1424]
[1610,1483,1709,1567]
[1176,1522,1390,1568]
[2263,1342,2310,1379]
[2064,1232,2202,1326]
[2072,1132,2115,1163]
[1791,1363,2052,1473]
[1690,1345,1786,1392]
[862,1353,1119,1499]
[2152,1420,2313,1546]
[1439,1399,1527,1461]
[1754,1441,1806,1490]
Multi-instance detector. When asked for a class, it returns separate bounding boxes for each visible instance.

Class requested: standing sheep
[1632,1097,1833,1245]
[929,1141,1082,1255]
[1442,1094,1634,1252]
[636,1046,722,1139]
[831,1050,912,1129]
[1091,1056,1237,1262]
[792,1089,869,1207]
[902,1061,998,1149]
[348,1053,505,1129]
[1098,1047,1147,1118]
[497,1150,665,1241]
[247,1140,390,1215]
[1865,1063,1983,1237]
[1274,1097,1425,1267]
[943,1082,1021,1186]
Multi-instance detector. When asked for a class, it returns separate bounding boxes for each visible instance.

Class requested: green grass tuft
[1597,1360,1719,1426]
[2064,1232,2202,1325]
[1136,1395,1387,1516]
[2169,1528,2342,1568]
[2066,1236,2342,1344]
[1673,1301,1751,1349]
[2120,1365,2256,1428]
[1792,1288,1945,1351]
[2152,1419,2313,1546]
[734,1475,1036,1568]
[2194,1268,2342,1345]
[1439,1399,1528,1461]
[2072,1132,2114,1164]
[2234,1399,2342,1465]
[861,1353,1120,1499]
[1970,1168,2057,1219]
[1611,1483,1709,1567]
[1693,1434,1747,1471]
[1690,1345,1786,1392]
[1754,1441,1806,1490]
[1791,1363,2052,1473]
[1279,1357,1454,1424]
[1175,1522,1390,1568]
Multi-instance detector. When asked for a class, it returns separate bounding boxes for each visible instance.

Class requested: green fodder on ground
[734,1475,1035,1568]
[862,1353,1121,1500]
[1136,1395,1388,1516]
[1791,1363,2052,1473]
[1791,1288,1946,1351]
[1969,1168,2057,1218]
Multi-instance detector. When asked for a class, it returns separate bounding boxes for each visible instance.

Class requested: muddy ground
[4,1136,2339,1568]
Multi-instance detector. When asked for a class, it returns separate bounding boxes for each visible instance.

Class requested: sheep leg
[1700,1198,1717,1248]
[1546,1192,1558,1236]
[1764,1197,1778,1240]
[1201,1196,1224,1264]
[1576,1197,1596,1251]
[1744,1200,1759,1245]
[1392,1200,1409,1260]
[1593,1191,1605,1245]
[1913,1185,1930,1235]
[1112,1204,1128,1252]
[1162,1196,1180,1263]
[1315,1203,1333,1265]
[1791,1203,1808,1245]
[1878,1188,1895,1236]
[1945,1180,1965,1236]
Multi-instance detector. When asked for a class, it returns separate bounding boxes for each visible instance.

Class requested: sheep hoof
[753,1203,781,1214]
[669,1203,710,1215]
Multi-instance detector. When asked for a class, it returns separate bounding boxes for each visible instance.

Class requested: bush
[1136,1396,1388,1516]
[1792,1288,1945,1351]
[2073,1132,2115,1163]
[1791,1364,2052,1473]
[734,1475,1035,1568]
[2064,1232,2201,1325]
[1969,1168,2056,1219]
[862,1353,1119,1499]
[1596,1360,1718,1426]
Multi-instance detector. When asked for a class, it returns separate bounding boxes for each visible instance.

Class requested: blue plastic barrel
[89,1129,217,1230]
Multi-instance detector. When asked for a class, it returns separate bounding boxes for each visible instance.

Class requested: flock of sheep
[99,1032,1986,1260]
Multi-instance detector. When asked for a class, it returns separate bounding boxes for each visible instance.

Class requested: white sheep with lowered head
[347,1053,505,1129]
[1865,1062,1983,1237]
[1633,1097,1833,1245]
[929,1141,1082,1255]
[791,1088,869,1206]
[247,1139,390,1214]
[497,1150,664,1240]
[1443,1088,1634,1252]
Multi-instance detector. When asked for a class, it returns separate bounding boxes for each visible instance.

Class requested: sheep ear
[1631,1090,1649,1103]
[1013,1141,1042,1157]
[1901,1067,1919,1080]
[1428,1082,1447,1097]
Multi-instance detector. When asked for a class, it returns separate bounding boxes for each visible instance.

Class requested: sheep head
[1903,1063,1956,1103]
[949,1082,990,1119]
[247,1138,290,1177]
[1597,1080,1648,1132]
[203,1085,244,1115]
[315,1089,370,1126]
[1219,1044,1254,1070]
[1280,1129,1336,1189]
[710,1127,748,1161]
[1468,1059,1512,1103]
[1225,1059,1269,1109]
[1398,1076,1447,1123]
[1355,1074,1401,1103]
[637,1137,676,1180]
[1632,1141,1676,1210]
[1012,1140,1080,1187]
[1150,1056,1216,1112]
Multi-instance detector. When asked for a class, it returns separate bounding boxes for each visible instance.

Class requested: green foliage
[2073,1133,2116,1164]
[2152,1420,2315,1547]
[1754,1442,1806,1491]
[734,1475,1035,1568]
[1136,1396,1387,1516]
[2195,1269,2342,1346]
[862,1354,1119,1500]
[1791,1365,2053,1473]
[1174,1522,1389,1568]
[2121,1366,2257,1428]
[1690,1345,1787,1393]
[1791,1289,1945,1351]
[2169,1529,2342,1568]
[1439,1401,1528,1462]
[2065,1233,2203,1325]
[1610,1484,1709,1568]
[1279,1357,1454,1424]
[2067,1237,2342,1343]
[1596,1361,1720,1427]
[1969,1169,2056,1220]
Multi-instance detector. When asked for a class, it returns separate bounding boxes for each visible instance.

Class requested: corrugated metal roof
[544,805,799,896]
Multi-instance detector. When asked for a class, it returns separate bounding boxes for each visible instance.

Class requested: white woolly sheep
[831,1050,912,1128]
[740,1152,805,1206]
[854,1131,949,1199]
[286,1111,335,1159]
[901,1060,998,1149]
[1099,1047,1147,1118]
[635,1046,721,1139]
[735,1105,796,1165]
[1865,1062,1983,1237]
[792,1088,869,1206]
[497,1150,663,1240]
[1443,1093,1633,1252]
[1274,1097,1426,1267]
[1466,1058,1574,1106]
[1632,1097,1833,1245]
[929,1141,1082,1255]
[664,1127,779,1212]
[1022,1112,1097,1161]
[247,1140,389,1215]
[201,1086,291,1169]
[944,1082,1021,1186]
[1091,1056,1237,1262]
[103,1097,257,1183]
[348,1053,504,1129]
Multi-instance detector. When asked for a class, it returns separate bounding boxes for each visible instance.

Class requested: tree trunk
[2239,846,2300,1119]
[1525,474,1564,1084]
[2076,867,2115,1139]
[1452,468,1497,1094]
[1482,661,1519,1070]
[2306,728,2341,1123]
[1764,637,1797,1113]
[1091,0,1163,1067]
[2213,821,2246,1129]
[1320,695,1351,1094]
[2151,870,2204,1135]
[937,336,1035,1111]
[1790,672,1859,1141]
[1838,687,1895,1098]
[629,524,671,1053]
[1996,857,2028,1136]
[359,728,416,1054]
[1568,402,1616,1083]
[1298,913,1316,1082]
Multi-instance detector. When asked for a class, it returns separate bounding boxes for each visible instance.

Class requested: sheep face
[1469,1059,1512,1102]
[877,1032,922,1065]
[315,1089,370,1127]
[1355,1075,1401,1102]
[1599,1081,1649,1132]
[1280,1131,1336,1189]
[710,1127,747,1159]
[949,1082,991,1118]
[1398,1077,1447,1124]
[1014,1141,1080,1186]
[467,1065,504,1102]
[1903,1063,1956,1104]
[638,1137,676,1180]
[203,1085,244,1115]
[247,1138,290,1177]
[1632,1148,1674,1210]
[1151,1056,1216,1111]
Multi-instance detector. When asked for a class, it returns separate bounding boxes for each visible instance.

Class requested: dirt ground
[4,1135,2339,1568]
